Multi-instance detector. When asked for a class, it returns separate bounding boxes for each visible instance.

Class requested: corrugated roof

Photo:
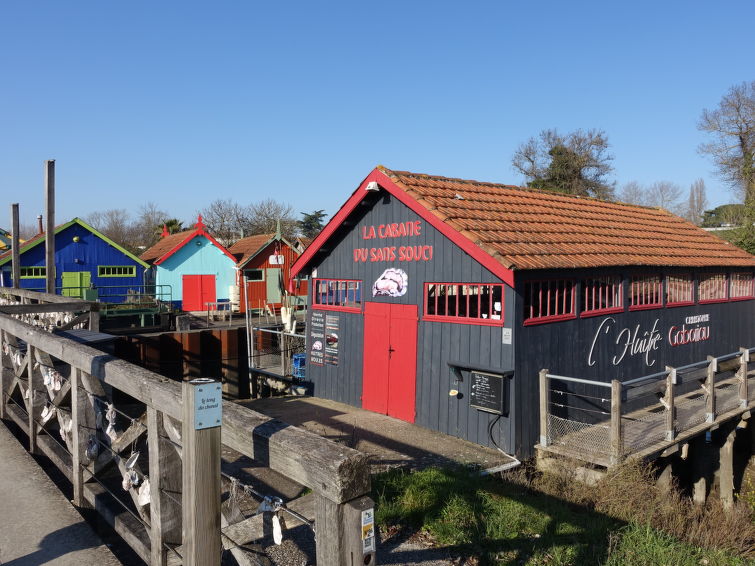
[228,233,274,266]
[379,166,755,270]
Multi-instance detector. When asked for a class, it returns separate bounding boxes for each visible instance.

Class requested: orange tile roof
[140,230,194,263]
[228,233,274,266]
[379,166,755,270]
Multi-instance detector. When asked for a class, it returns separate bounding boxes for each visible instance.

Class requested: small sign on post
[182,377,222,566]
[192,378,222,430]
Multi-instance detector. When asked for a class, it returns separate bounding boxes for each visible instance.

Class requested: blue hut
[140,216,237,311]
[0,217,150,302]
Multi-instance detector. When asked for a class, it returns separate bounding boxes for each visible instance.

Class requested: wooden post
[314,493,376,566]
[738,348,750,408]
[692,437,708,505]
[610,380,622,465]
[719,427,736,510]
[705,355,717,422]
[27,345,37,454]
[279,331,286,376]
[10,203,20,289]
[0,329,7,419]
[88,304,100,332]
[44,160,56,294]
[664,367,676,442]
[656,459,673,494]
[539,369,549,447]
[148,406,185,566]
[181,378,221,566]
[71,368,86,507]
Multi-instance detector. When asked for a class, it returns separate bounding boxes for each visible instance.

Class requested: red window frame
[523,279,576,325]
[665,273,694,307]
[729,272,754,301]
[629,275,663,310]
[581,275,623,318]
[312,278,363,312]
[424,282,504,326]
[698,273,728,304]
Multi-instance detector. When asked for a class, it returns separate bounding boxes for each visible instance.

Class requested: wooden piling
[44,160,55,295]
[10,204,20,289]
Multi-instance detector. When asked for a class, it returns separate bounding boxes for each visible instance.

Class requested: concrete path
[0,423,121,566]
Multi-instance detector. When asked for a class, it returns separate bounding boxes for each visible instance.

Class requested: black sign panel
[470,371,505,414]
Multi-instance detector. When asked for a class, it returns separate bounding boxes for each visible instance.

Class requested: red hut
[229,230,308,313]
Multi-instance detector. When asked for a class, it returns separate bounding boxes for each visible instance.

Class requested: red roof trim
[154,228,236,265]
[290,168,515,287]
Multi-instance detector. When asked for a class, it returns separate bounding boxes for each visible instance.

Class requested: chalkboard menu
[470,371,505,414]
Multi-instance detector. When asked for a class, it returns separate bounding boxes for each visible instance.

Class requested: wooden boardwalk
[538,351,754,468]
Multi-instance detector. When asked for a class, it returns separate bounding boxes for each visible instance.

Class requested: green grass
[371,466,749,566]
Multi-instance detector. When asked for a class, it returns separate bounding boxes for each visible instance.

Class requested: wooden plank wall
[515,266,755,458]
[115,328,250,398]
[304,192,516,452]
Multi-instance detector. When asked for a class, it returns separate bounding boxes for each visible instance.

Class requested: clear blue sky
[2,1,753,228]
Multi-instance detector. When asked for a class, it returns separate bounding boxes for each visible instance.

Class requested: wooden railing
[0,287,100,331]
[539,347,755,467]
[0,293,375,565]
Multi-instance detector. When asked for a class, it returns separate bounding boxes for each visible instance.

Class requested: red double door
[182,274,216,311]
[362,303,418,423]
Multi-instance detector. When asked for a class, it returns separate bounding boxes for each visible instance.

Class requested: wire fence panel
[251,328,306,377]
[715,382,741,415]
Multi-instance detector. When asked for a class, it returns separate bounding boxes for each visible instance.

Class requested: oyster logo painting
[588,314,712,368]
[353,220,434,263]
[372,268,408,298]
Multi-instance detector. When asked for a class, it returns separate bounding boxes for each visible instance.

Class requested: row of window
[524,272,755,324]
[19,266,137,278]
[313,278,505,325]
[313,272,755,326]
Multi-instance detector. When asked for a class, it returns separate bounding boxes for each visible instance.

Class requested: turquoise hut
[140,216,237,311]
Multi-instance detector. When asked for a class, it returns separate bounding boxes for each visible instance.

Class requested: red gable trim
[154,228,236,265]
[290,168,515,287]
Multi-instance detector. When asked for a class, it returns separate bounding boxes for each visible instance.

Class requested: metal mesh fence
[621,389,668,453]
[547,414,611,458]
[675,391,708,431]
[251,328,306,377]
[715,382,741,415]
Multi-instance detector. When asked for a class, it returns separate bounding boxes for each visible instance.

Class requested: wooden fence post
[665,367,676,442]
[610,380,622,466]
[88,304,100,332]
[314,493,377,566]
[738,348,750,408]
[539,369,549,447]
[279,331,286,376]
[27,345,37,454]
[0,329,7,419]
[182,378,221,566]
[71,368,87,507]
[705,355,717,423]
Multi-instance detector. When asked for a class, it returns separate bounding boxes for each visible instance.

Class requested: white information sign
[192,379,222,430]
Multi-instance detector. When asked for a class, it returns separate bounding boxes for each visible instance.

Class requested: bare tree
[133,202,172,249]
[646,181,684,214]
[698,81,755,206]
[617,181,650,206]
[247,199,298,240]
[512,128,615,199]
[683,179,708,225]
[198,199,252,246]
[86,209,140,251]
